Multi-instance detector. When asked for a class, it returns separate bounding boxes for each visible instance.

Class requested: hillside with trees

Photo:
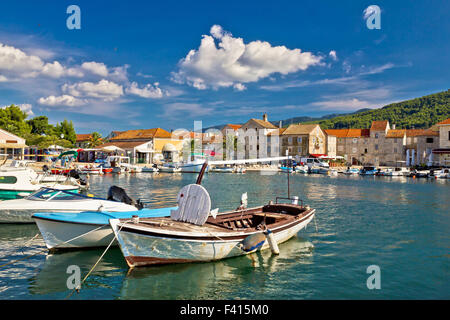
[306,90,450,129]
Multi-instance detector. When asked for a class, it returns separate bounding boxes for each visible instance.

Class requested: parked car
[300,157,329,168]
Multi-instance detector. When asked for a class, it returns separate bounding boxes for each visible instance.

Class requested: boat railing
[275,197,303,208]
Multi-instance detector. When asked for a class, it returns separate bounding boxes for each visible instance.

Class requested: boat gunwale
[115,207,315,242]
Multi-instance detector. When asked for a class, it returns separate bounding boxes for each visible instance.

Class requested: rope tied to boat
[65,220,131,300]
[0,224,108,270]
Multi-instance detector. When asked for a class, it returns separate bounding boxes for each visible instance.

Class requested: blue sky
[0,0,449,135]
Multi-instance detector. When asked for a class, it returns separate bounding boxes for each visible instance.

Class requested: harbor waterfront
[0,172,448,299]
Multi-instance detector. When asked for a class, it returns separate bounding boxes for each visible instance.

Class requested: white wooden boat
[0,187,137,223]
[110,183,316,268]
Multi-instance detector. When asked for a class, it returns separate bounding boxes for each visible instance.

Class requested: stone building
[279,123,327,158]
[432,118,450,166]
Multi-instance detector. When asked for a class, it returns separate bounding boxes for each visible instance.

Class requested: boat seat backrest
[170,184,211,225]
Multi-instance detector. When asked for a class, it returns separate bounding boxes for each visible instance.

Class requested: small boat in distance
[359,166,377,175]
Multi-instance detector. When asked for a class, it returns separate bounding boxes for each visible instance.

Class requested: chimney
[279,121,282,129]
[392,124,396,130]
[263,113,268,122]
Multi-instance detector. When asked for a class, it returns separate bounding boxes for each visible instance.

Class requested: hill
[306,90,450,129]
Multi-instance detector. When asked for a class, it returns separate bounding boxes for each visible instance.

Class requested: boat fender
[132,215,139,224]
[264,229,280,255]
[239,233,266,252]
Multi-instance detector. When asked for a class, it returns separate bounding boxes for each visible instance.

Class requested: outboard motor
[69,169,88,186]
[107,186,143,209]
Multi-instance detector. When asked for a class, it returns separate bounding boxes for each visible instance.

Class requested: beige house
[433,118,450,166]
[324,129,371,165]
[98,128,183,163]
[0,128,27,160]
[279,123,327,158]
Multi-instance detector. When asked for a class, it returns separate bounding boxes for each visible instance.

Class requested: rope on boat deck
[65,220,131,300]
[0,224,108,270]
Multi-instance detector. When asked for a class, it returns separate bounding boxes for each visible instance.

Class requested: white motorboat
[77,164,103,175]
[0,168,80,200]
[343,167,360,175]
[211,166,234,173]
[384,167,409,176]
[295,165,308,174]
[433,168,450,179]
[0,187,138,223]
[179,159,208,173]
[159,165,182,173]
[141,166,159,173]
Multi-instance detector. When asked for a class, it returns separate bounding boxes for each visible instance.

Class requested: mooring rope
[0,224,107,270]
[65,220,131,300]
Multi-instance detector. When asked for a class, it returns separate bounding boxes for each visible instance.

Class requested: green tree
[55,119,77,144]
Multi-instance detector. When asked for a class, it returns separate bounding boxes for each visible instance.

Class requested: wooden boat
[211,166,234,173]
[110,181,315,268]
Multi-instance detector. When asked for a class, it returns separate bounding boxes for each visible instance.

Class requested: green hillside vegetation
[306,90,450,129]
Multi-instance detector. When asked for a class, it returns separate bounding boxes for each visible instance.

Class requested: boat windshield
[27,188,85,201]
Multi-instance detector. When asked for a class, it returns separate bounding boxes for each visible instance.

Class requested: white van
[300,157,329,168]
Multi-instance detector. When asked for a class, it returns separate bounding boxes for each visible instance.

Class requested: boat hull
[34,217,114,249]
[111,209,315,267]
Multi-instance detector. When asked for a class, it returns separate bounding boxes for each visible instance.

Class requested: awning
[0,143,28,148]
[310,154,327,158]
[135,148,155,153]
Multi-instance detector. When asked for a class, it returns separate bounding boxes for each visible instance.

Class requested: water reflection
[119,236,314,300]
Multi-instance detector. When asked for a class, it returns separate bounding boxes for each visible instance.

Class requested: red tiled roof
[370,121,389,131]
[76,134,92,142]
[224,124,242,131]
[325,129,370,138]
[406,129,439,137]
[386,129,406,138]
[111,128,172,140]
[97,141,147,149]
[436,118,450,125]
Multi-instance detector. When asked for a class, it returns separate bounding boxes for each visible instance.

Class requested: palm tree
[88,132,103,148]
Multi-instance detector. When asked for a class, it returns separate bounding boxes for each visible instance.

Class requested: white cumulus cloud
[62,79,124,101]
[38,95,86,107]
[126,82,164,98]
[172,25,323,90]
[81,61,109,77]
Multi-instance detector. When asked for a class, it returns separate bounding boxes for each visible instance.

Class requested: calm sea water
[0,172,448,299]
